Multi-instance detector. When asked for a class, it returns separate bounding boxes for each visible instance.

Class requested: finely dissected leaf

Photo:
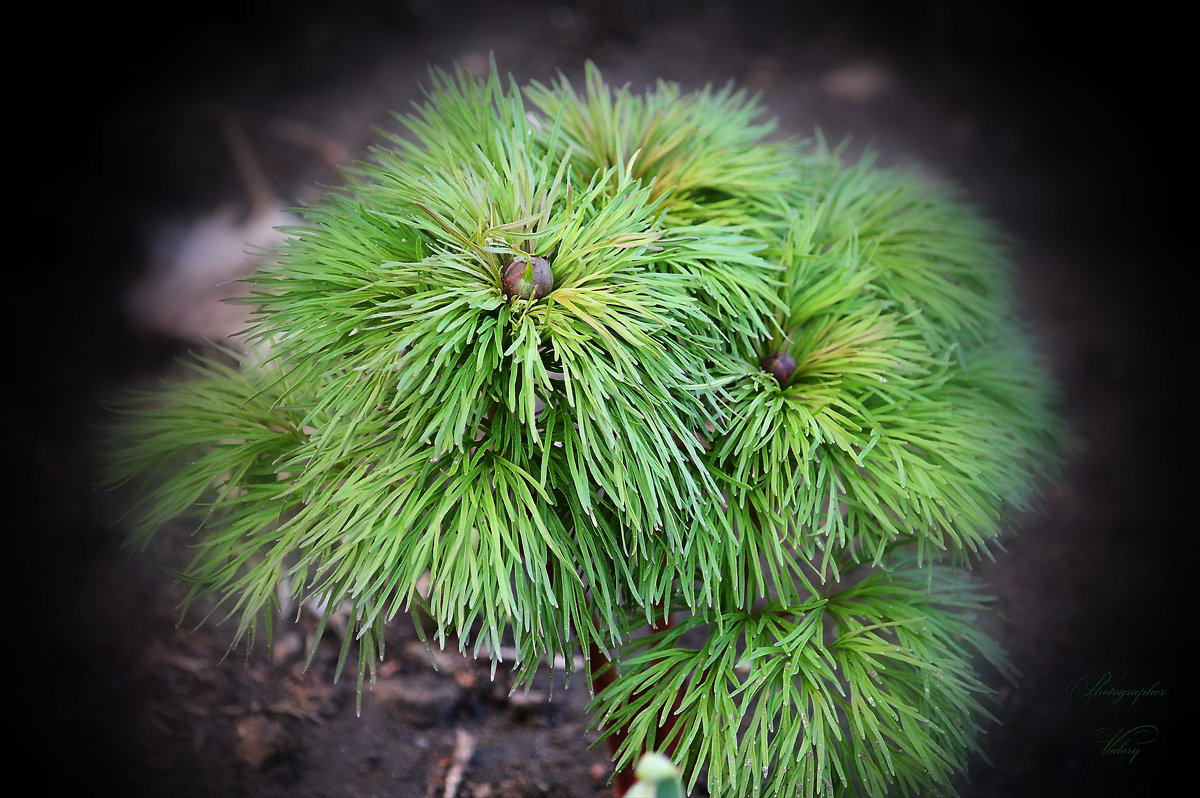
[104,61,1061,796]
[591,562,1013,798]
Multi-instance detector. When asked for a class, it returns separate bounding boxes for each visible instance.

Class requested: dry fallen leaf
[269,674,336,722]
[130,206,296,345]
[233,715,285,769]
[369,672,462,709]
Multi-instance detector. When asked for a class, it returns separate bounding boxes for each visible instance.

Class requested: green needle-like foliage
[592,559,1014,798]
[104,60,1061,796]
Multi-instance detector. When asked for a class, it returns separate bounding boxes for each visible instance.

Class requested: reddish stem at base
[648,607,685,762]
[589,640,636,797]
[589,603,683,798]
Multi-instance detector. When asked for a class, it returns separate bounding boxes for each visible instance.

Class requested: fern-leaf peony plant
[105,62,1061,797]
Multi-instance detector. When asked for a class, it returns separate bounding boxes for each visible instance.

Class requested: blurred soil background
[19,1,1190,796]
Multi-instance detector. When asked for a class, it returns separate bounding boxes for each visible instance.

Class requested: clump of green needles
[106,62,1061,797]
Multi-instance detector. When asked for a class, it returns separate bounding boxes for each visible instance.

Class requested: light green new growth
[628,752,686,798]
[104,60,1061,796]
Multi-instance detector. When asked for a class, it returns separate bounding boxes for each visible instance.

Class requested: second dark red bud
[761,352,796,385]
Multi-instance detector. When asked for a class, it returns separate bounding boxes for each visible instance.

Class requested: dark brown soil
[22,2,1188,796]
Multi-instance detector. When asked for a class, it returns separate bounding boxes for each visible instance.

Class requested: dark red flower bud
[762,352,796,385]
[501,256,554,300]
